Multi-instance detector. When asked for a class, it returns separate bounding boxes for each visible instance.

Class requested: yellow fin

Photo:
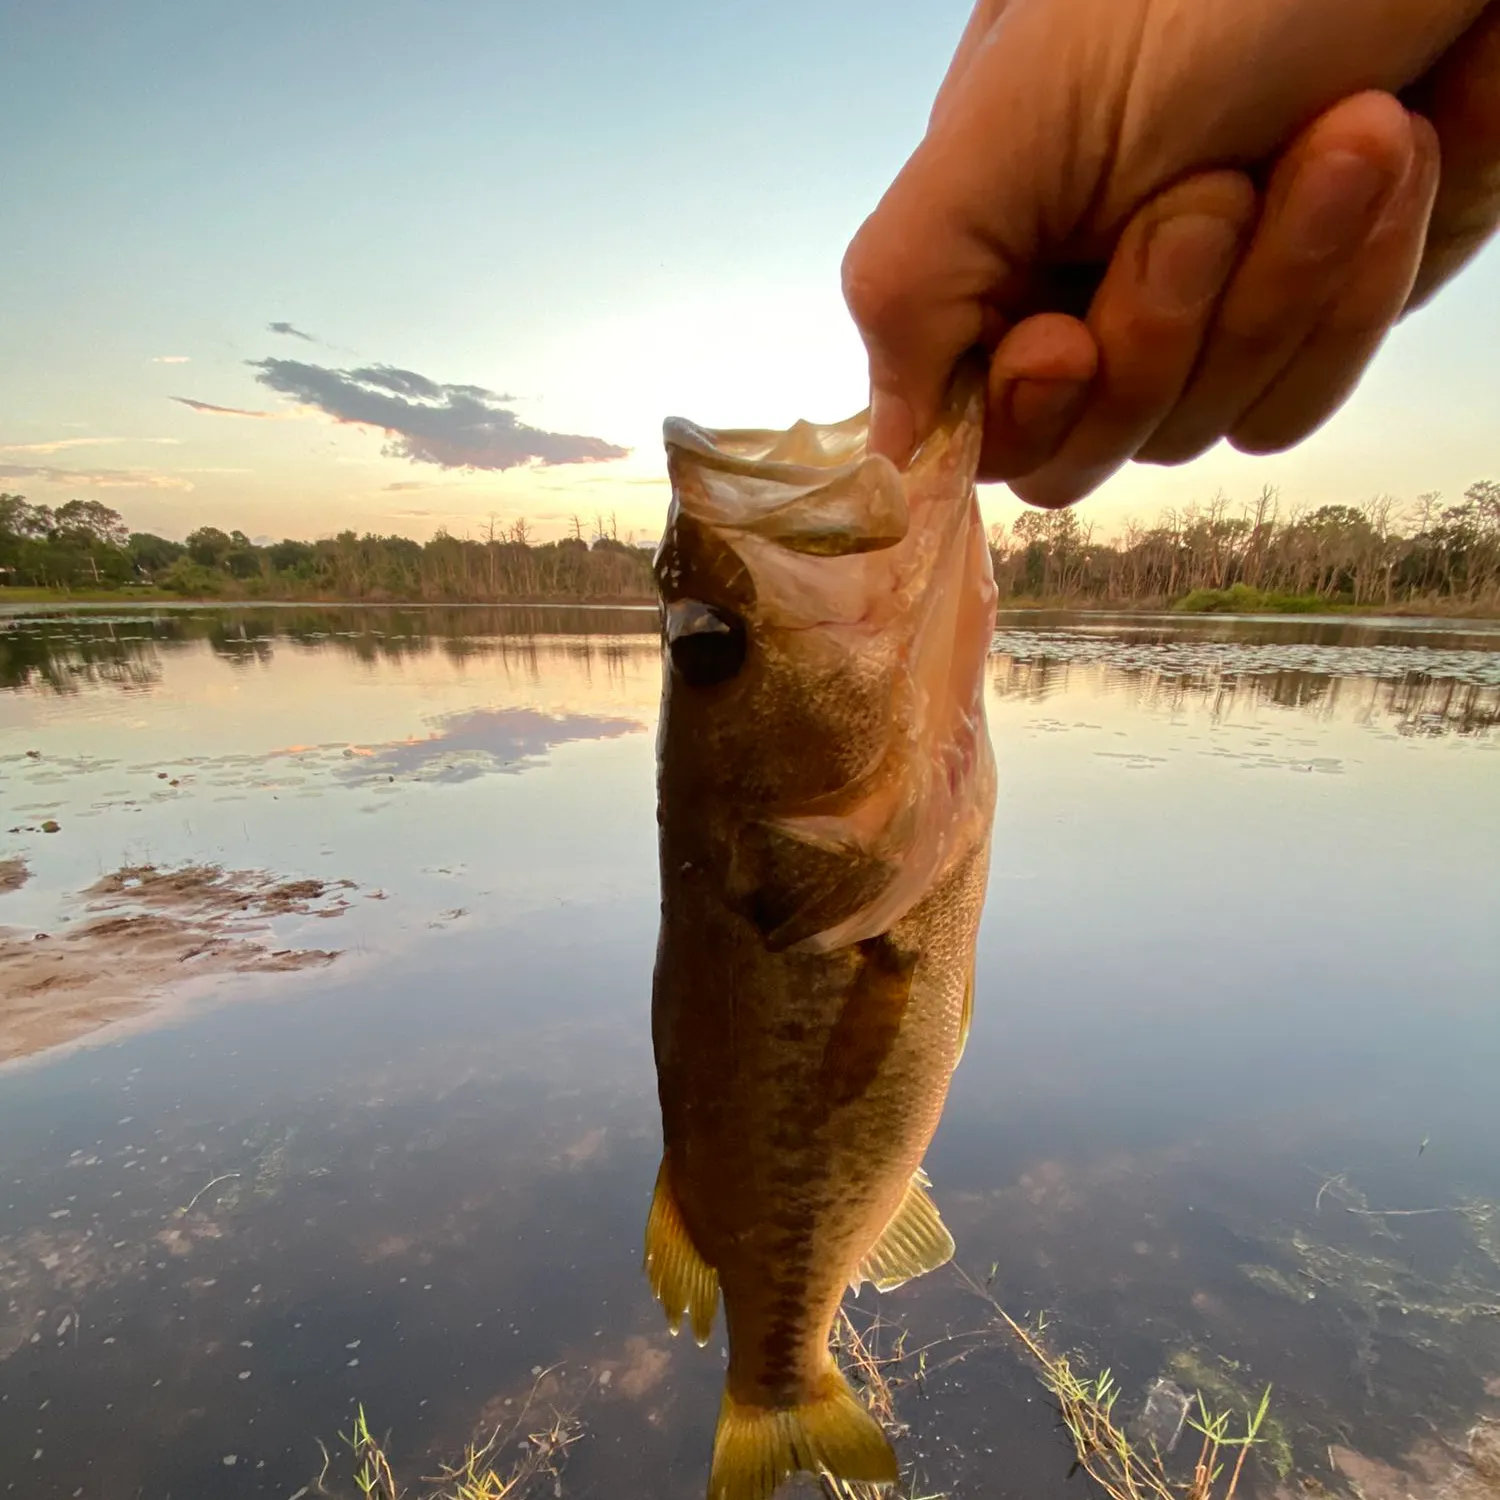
[957,968,974,1063]
[643,1157,719,1345]
[709,1365,898,1500]
[851,1169,955,1293]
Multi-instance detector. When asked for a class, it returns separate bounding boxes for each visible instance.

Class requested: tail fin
[709,1365,898,1500]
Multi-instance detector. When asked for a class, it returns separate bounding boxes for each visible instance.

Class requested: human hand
[842,0,1500,507]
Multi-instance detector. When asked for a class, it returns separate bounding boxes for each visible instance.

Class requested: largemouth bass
[646,365,997,1500]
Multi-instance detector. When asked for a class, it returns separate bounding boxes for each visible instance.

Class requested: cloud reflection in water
[339,706,645,785]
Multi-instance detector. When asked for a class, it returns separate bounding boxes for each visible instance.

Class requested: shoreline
[0,591,661,614]
[3,589,1498,623]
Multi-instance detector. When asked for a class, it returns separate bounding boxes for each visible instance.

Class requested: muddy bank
[0,862,353,1063]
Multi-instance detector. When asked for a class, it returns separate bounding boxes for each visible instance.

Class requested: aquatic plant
[310,1373,581,1500]
[957,1267,1277,1500]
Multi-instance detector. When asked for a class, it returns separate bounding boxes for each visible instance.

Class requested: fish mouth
[659,414,909,586]
[659,365,998,953]
[659,363,987,631]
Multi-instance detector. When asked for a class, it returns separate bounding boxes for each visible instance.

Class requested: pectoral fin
[740,818,899,955]
[851,1168,955,1294]
[643,1157,719,1346]
[957,969,974,1063]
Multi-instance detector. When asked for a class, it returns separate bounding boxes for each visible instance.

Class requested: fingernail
[1143,214,1244,313]
[1282,150,1394,259]
[1007,377,1087,437]
[1012,461,1119,510]
[867,390,915,467]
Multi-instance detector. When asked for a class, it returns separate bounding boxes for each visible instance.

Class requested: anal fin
[643,1156,719,1346]
[710,1364,897,1500]
[851,1168,955,1294]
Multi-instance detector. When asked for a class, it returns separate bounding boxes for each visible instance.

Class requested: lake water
[1,605,1498,1500]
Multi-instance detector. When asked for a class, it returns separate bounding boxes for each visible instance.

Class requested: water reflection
[993,653,1500,738]
[0,608,1496,1500]
[0,604,660,694]
[343,706,644,784]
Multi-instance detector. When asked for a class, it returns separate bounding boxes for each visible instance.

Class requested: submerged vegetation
[960,1269,1282,1500]
[314,1390,581,1500]
[792,1276,1285,1500]
[310,1293,1280,1500]
[4,483,1500,612]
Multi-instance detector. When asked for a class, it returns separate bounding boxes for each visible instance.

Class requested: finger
[978,313,1097,481]
[843,1,1014,468]
[1003,171,1257,510]
[1138,91,1415,468]
[842,0,1086,469]
[1231,115,1441,454]
[929,0,1010,130]
[1406,3,1500,308]
[842,219,997,467]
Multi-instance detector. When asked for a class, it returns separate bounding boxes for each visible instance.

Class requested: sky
[3,0,1497,548]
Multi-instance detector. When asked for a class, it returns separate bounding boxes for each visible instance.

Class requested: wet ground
[1,604,1498,1499]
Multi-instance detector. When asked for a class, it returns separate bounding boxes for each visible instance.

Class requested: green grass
[316,1390,581,1500]
[1173,584,1351,615]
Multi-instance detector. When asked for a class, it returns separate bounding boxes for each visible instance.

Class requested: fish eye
[665,598,747,688]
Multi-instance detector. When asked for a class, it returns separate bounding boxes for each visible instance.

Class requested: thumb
[841,201,1005,467]
[841,3,1091,466]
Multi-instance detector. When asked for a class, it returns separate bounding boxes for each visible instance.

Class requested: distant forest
[989,481,1500,612]
[0,496,655,602]
[2,482,1498,612]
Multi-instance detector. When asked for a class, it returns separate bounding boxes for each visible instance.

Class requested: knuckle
[1210,311,1300,359]
[839,224,915,334]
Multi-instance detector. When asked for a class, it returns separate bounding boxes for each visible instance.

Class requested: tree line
[0,496,657,602]
[3,482,1498,611]
[988,482,1500,611]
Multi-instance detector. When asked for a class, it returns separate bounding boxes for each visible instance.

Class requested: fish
[644,361,999,1500]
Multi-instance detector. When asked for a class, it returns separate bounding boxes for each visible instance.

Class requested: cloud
[172,396,277,419]
[0,463,194,491]
[152,355,192,364]
[0,436,180,455]
[384,481,429,492]
[267,321,317,342]
[248,358,629,471]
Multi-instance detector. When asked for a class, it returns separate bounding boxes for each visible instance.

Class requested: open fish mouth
[656,364,998,955]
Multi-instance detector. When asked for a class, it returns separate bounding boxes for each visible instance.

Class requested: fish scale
[645,365,998,1500]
